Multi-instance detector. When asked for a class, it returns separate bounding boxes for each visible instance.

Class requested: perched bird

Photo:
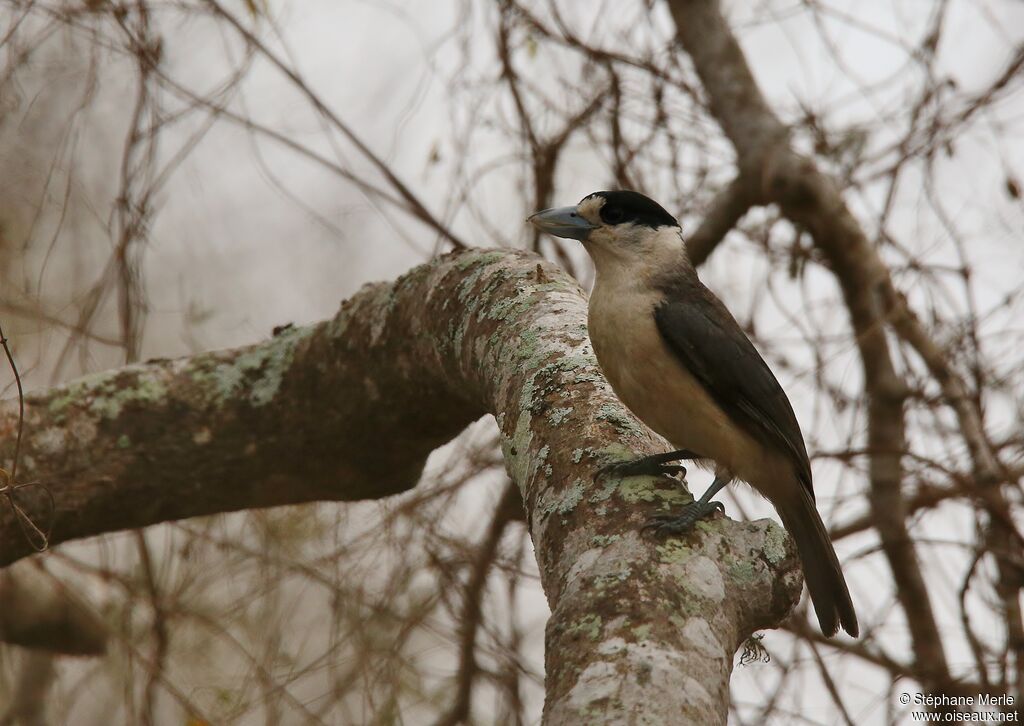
[529,190,858,637]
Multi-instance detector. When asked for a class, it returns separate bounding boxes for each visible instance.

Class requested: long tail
[776,486,858,637]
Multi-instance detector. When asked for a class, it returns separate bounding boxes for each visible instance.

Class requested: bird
[529,190,858,637]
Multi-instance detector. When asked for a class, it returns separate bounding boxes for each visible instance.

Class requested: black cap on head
[583,190,679,229]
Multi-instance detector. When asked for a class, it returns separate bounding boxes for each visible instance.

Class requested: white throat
[586,225,690,289]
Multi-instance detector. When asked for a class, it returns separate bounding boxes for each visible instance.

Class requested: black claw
[643,514,675,524]
[643,500,724,537]
[641,513,683,533]
[595,450,706,481]
[595,459,687,482]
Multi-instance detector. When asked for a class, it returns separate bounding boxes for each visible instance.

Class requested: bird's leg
[596,449,702,480]
[644,474,730,535]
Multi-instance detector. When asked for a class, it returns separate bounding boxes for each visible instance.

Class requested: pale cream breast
[587,262,777,485]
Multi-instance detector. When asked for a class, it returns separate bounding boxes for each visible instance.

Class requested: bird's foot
[642,500,725,536]
[595,457,686,482]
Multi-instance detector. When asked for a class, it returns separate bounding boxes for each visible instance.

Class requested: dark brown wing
[653,283,813,496]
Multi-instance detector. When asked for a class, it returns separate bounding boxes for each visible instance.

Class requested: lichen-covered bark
[0,248,800,723]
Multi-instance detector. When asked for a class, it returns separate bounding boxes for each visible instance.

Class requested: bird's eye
[602,206,624,224]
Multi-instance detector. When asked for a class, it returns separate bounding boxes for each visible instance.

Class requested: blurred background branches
[0,0,1022,723]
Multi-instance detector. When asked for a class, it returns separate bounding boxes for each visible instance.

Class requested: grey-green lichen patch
[567,614,603,641]
[617,477,691,508]
[588,476,618,505]
[475,264,515,307]
[89,372,166,419]
[583,444,636,504]
[590,534,620,547]
[48,366,170,421]
[728,559,756,583]
[192,325,311,408]
[519,356,600,417]
[47,370,114,418]
[501,346,596,488]
[591,443,637,467]
[117,434,131,449]
[658,486,691,508]
[631,624,652,641]
[514,329,541,363]
[617,477,661,504]
[761,519,788,565]
[526,355,598,387]
[455,254,514,312]
[123,370,168,410]
[656,539,692,564]
[538,477,585,518]
[485,294,535,323]
[548,354,603,384]
[547,406,574,426]
[595,403,646,438]
[592,565,633,591]
[694,517,726,536]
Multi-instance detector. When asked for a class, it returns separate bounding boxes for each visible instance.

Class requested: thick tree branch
[685,174,758,266]
[1,248,801,724]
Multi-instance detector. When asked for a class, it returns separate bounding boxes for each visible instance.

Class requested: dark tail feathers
[777,487,858,637]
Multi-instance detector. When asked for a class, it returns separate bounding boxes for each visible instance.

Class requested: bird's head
[529,190,684,273]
